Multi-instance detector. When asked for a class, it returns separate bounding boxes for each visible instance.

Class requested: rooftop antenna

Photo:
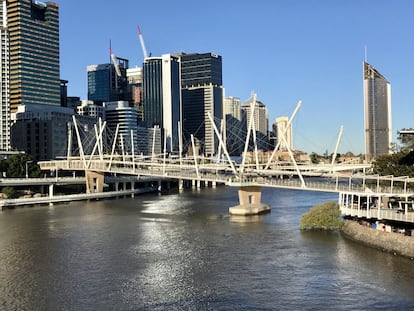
[137,25,149,60]
[364,45,368,62]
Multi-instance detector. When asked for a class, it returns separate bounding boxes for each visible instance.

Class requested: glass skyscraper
[87,57,129,104]
[7,0,60,111]
[180,52,223,156]
[363,62,392,161]
[143,54,181,153]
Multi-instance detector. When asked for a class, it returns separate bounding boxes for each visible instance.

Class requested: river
[0,186,413,310]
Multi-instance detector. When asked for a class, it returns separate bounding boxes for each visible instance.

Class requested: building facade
[1,0,60,151]
[0,0,10,151]
[143,54,181,153]
[103,101,139,154]
[77,100,105,120]
[11,104,73,161]
[224,96,241,121]
[363,62,392,161]
[87,57,130,104]
[180,52,223,156]
[8,0,60,111]
[274,116,293,150]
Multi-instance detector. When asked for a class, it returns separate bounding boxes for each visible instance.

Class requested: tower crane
[137,25,149,60]
[109,45,122,77]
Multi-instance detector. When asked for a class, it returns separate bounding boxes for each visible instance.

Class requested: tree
[310,152,319,164]
[1,187,14,199]
[300,201,342,230]
[397,129,414,151]
[372,151,414,177]
[3,154,41,178]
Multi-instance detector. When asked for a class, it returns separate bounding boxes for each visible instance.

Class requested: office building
[8,0,60,110]
[224,96,241,121]
[224,96,245,155]
[180,52,223,156]
[87,56,129,104]
[241,96,270,151]
[11,104,73,161]
[127,67,143,120]
[103,101,139,154]
[1,0,60,151]
[0,0,10,151]
[363,62,392,160]
[143,54,181,152]
[77,100,105,120]
[274,116,293,150]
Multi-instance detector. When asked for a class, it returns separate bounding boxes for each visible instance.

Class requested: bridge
[36,100,414,222]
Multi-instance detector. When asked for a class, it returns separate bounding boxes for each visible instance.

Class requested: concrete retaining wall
[340,220,414,259]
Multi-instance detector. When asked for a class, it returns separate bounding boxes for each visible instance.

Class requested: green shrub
[2,187,15,199]
[300,201,342,230]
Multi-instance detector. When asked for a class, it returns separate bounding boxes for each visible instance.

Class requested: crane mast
[109,46,122,77]
[137,25,149,60]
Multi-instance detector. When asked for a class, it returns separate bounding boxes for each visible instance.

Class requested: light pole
[25,161,33,178]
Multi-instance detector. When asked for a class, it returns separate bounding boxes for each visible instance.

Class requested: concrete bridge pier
[229,186,270,216]
[211,181,217,188]
[85,171,105,193]
[179,179,184,191]
[49,184,54,197]
[131,181,135,198]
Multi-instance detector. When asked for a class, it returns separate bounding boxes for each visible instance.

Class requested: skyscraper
[274,116,293,150]
[143,54,181,152]
[180,52,223,156]
[8,0,60,110]
[1,0,60,151]
[363,62,392,160]
[241,96,270,151]
[0,0,11,150]
[87,56,129,104]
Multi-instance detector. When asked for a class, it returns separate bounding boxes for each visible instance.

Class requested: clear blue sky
[58,0,414,155]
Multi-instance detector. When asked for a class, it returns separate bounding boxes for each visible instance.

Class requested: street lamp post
[25,161,33,178]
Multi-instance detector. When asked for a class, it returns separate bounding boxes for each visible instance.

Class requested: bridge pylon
[229,185,270,216]
[85,171,105,193]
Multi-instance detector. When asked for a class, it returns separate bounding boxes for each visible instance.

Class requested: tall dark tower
[7,0,60,112]
[180,52,223,156]
[363,62,392,161]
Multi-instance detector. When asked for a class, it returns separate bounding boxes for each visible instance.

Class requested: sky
[58,0,414,155]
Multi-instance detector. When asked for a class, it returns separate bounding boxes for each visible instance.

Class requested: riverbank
[340,220,414,259]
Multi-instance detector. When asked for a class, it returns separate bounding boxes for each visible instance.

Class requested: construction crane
[137,25,149,60]
[109,44,122,77]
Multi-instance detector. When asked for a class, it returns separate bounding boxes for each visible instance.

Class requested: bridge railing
[340,207,414,223]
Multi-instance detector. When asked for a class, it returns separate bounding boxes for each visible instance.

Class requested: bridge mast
[207,112,237,175]
[331,125,344,172]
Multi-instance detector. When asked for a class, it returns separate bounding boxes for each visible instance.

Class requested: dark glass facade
[180,53,222,87]
[143,55,181,151]
[87,58,129,104]
[7,0,60,111]
[180,53,223,156]
[143,59,162,127]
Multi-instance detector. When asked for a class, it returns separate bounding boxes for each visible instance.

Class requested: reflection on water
[0,187,413,310]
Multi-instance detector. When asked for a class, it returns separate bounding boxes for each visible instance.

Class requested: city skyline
[58,0,414,155]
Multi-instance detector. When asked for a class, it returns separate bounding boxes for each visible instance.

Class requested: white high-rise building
[241,97,269,136]
[363,62,392,161]
[0,0,10,151]
[224,96,241,121]
[274,116,293,150]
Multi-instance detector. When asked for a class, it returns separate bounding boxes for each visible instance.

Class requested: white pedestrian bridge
[38,154,414,222]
